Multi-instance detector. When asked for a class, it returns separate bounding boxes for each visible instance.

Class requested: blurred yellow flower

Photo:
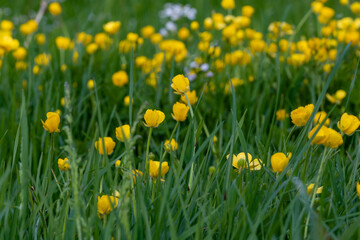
[41,112,60,133]
[58,158,69,171]
[94,137,116,155]
[97,195,118,218]
[228,152,262,172]
[271,152,291,173]
[141,25,155,38]
[180,90,198,106]
[112,70,128,87]
[171,74,190,95]
[48,2,62,16]
[164,139,178,152]
[326,90,346,104]
[307,184,323,195]
[56,36,71,50]
[276,109,288,121]
[357,182,360,198]
[144,109,165,128]
[1,20,14,31]
[35,33,46,45]
[12,47,27,60]
[221,0,235,10]
[103,21,121,35]
[338,113,360,135]
[314,111,330,126]
[87,79,95,90]
[171,102,189,122]
[290,104,314,127]
[20,20,38,35]
[115,124,130,142]
[149,160,169,178]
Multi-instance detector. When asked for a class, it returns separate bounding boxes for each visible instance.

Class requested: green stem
[304,147,330,238]
[51,133,55,170]
[144,127,153,179]
[184,94,194,118]
[151,180,156,202]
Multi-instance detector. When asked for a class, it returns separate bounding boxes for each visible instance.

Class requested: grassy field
[1,0,360,239]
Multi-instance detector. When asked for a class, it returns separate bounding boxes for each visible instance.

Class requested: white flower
[159,28,168,37]
[165,21,177,32]
[200,63,209,72]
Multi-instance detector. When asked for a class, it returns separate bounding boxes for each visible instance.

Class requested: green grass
[1,0,360,239]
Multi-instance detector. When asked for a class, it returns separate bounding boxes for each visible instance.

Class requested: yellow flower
[94,33,111,49]
[326,90,346,104]
[103,21,121,35]
[178,27,190,41]
[115,160,121,167]
[149,160,169,178]
[48,2,62,16]
[132,169,143,184]
[190,21,199,31]
[86,43,98,54]
[12,47,27,60]
[41,112,60,133]
[323,128,343,149]
[97,195,118,218]
[144,109,165,128]
[171,74,190,95]
[115,124,130,142]
[314,111,330,126]
[228,152,262,172]
[221,0,235,10]
[271,152,291,173]
[87,79,95,90]
[20,20,38,35]
[94,137,116,155]
[141,25,155,38]
[180,90,198,106]
[123,96,132,106]
[307,184,323,195]
[290,104,314,127]
[171,102,189,122]
[56,36,71,50]
[58,158,69,171]
[242,5,255,18]
[35,33,46,45]
[337,113,360,135]
[357,182,360,198]
[112,70,128,87]
[308,125,329,145]
[164,139,178,152]
[1,20,14,31]
[276,109,288,121]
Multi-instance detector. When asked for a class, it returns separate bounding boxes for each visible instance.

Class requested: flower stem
[184,94,194,118]
[304,147,330,238]
[144,127,153,179]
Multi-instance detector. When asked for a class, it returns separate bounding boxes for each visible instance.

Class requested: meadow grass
[0,0,360,239]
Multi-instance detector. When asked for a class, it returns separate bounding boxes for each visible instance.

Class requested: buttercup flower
[112,71,129,87]
[357,182,360,199]
[115,124,131,142]
[87,79,95,90]
[221,0,235,10]
[323,128,343,149]
[41,112,60,133]
[58,158,69,171]
[164,139,178,152]
[307,184,323,195]
[228,152,262,172]
[95,137,116,155]
[276,109,288,121]
[115,159,121,167]
[144,109,165,128]
[149,160,169,178]
[180,90,198,106]
[171,74,190,95]
[290,104,314,127]
[326,90,346,104]
[103,21,121,35]
[271,152,292,173]
[49,2,62,16]
[337,113,360,135]
[97,195,118,218]
[308,125,329,145]
[171,102,189,122]
[314,111,330,126]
